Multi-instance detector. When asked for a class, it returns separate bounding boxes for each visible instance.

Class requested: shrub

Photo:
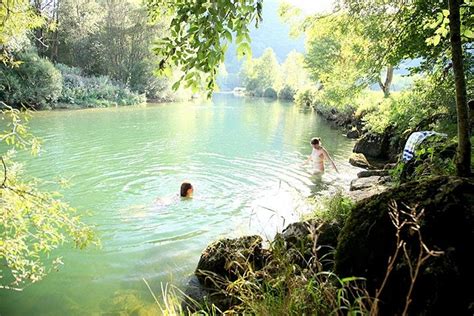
[278,85,296,100]
[0,51,62,109]
[395,136,457,183]
[263,87,277,99]
[56,63,145,107]
[363,76,456,136]
[294,87,318,107]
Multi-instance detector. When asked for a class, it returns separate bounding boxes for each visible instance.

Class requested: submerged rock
[336,176,474,315]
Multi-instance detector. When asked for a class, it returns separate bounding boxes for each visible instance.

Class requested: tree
[448,0,471,176]
[0,0,43,64]
[303,15,378,108]
[339,0,473,175]
[277,50,309,92]
[146,0,263,96]
[240,47,280,96]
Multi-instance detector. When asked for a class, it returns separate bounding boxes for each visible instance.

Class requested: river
[0,94,357,315]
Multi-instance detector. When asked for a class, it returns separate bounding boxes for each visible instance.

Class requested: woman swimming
[180,181,194,198]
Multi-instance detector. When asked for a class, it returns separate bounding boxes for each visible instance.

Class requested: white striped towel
[402,131,448,162]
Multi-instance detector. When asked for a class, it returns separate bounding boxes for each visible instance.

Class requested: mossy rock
[195,235,264,285]
[335,176,474,315]
[274,218,342,271]
[192,235,264,312]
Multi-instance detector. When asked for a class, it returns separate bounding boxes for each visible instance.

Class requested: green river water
[0,94,357,315]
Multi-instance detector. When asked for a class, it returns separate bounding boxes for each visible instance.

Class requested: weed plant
[306,190,354,225]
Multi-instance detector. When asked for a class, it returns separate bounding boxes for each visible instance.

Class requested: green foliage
[294,87,318,107]
[263,87,277,99]
[0,51,62,109]
[340,0,474,73]
[307,191,354,224]
[304,14,377,109]
[0,107,96,290]
[277,85,296,100]
[147,0,263,97]
[240,48,309,99]
[1,0,96,292]
[56,64,145,108]
[240,48,280,96]
[364,74,457,136]
[0,0,44,64]
[275,50,310,93]
[0,151,96,290]
[43,0,174,101]
[395,137,457,183]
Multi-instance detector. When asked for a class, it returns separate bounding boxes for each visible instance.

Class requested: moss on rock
[335,176,474,315]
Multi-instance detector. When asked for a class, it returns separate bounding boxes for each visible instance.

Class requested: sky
[283,0,335,14]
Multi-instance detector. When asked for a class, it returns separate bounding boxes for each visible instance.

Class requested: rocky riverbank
[183,176,474,314]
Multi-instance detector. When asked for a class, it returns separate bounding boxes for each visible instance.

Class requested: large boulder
[185,235,264,312]
[195,235,264,284]
[353,132,390,159]
[336,176,474,315]
[275,219,342,271]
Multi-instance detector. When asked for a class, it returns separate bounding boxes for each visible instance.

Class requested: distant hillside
[219,0,305,90]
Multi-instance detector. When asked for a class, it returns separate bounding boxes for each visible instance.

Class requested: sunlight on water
[0,94,358,315]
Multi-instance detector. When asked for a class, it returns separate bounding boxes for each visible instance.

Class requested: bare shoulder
[321,146,331,156]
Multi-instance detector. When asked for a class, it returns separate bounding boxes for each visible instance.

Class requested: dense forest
[1,0,473,314]
[0,0,199,110]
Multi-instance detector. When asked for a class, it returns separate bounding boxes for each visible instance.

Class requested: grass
[306,190,354,224]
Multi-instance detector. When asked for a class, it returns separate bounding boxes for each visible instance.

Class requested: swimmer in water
[155,181,194,205]
[303,137,339,174]
[180,181,193,198]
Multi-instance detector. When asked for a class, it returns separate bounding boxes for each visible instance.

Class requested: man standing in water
[304,137,339,173]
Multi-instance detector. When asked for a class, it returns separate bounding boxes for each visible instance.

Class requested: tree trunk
[449,0,471,176]
[49,0,60,62]
[378,65,394,97]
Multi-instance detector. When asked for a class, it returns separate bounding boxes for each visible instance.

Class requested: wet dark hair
[310,137,321,145]
[180,182,193,197]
